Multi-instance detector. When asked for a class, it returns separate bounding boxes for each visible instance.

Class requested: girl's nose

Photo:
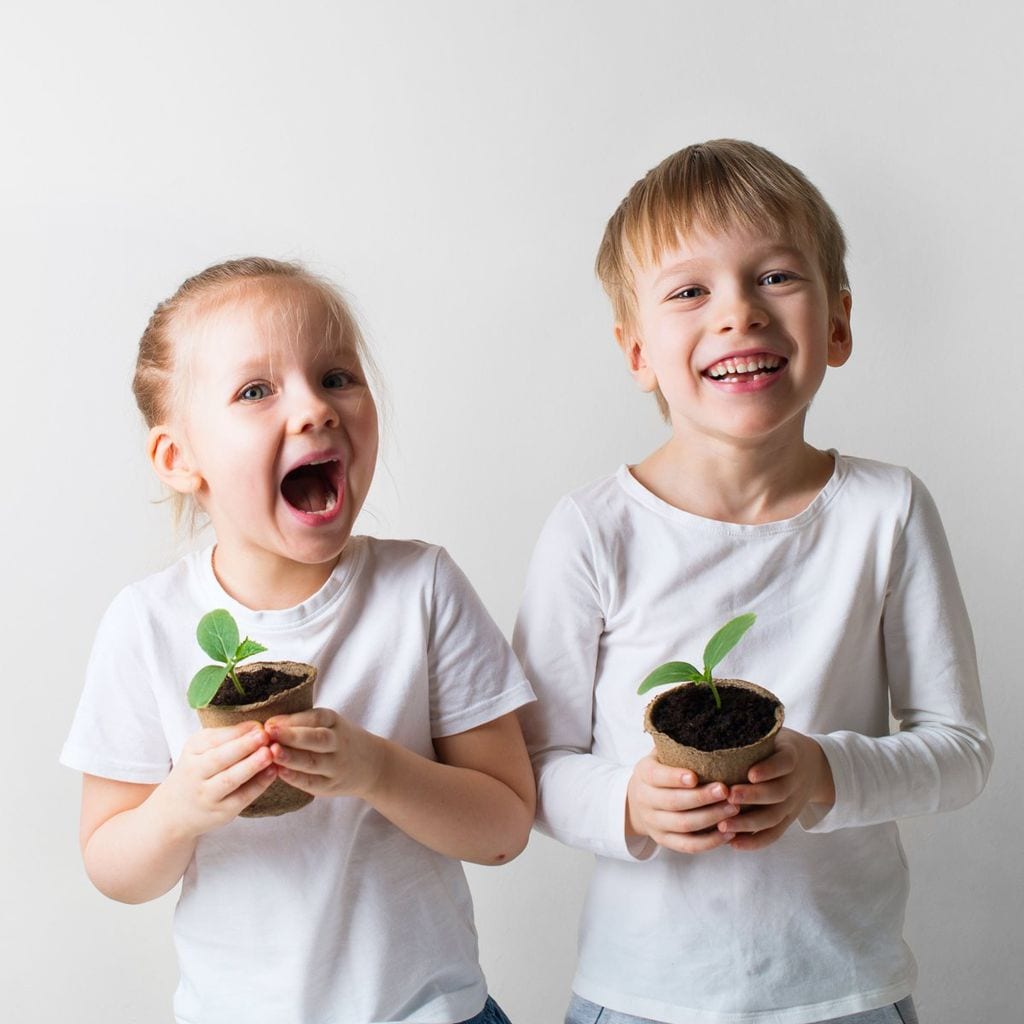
[287,385,339,433]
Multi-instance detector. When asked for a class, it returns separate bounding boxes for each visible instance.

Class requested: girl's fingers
[191,721,267,755]
[197,726,270,778]
[641,755,698,789]
[727,817,794,851]
[210,744,275,801]
[274,765,323,795]
[270,743,330,776]
[265,725,336,754]
[224,765,279,811]
[719,803,789,834]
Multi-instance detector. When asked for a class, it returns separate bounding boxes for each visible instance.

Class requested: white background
[2,2,1021,1022]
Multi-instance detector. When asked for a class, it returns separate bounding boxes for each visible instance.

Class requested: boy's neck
[211,544,342,611]
[631,434,835,526]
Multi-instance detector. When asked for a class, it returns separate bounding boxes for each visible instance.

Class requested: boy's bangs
[627,166,817,271]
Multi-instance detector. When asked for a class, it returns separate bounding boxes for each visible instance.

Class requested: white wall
[2,2,1020,1021]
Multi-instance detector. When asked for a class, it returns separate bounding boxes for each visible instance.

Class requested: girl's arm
[79,722,277,903]
[267,710,535,865]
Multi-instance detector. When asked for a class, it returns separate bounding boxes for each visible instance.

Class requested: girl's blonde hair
[595,139,848,418]
[133,256,374,530]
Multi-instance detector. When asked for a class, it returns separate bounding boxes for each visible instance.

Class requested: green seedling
[637,612,756,710]
[187,609,268,709]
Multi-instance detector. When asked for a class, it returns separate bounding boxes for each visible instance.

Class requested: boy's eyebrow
[652,244,811,288]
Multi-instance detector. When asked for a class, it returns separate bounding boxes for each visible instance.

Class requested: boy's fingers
[643,756,699,789]
[729,777,789,806]
[654,781,730,811]
[745,747,796,785]
[654,802,739,835]
[658,827,735,855]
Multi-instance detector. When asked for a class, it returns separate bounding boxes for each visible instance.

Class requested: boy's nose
[715,290,769,334]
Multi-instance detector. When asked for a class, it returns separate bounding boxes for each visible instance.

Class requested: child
[513,140,992,1024]
[61,257,534,1024]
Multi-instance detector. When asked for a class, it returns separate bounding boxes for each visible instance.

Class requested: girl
[61,258,534,1024]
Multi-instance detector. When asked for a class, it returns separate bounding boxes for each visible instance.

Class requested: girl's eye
[670,286,706,301]
[760,271,797,286]
[323,370,356,390]
[238,382,272,402]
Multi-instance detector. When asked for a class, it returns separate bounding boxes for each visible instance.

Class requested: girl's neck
[632,433,834,525]
[211,544,341,611]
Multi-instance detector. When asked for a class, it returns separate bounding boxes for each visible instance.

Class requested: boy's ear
[614,324,659,392]
[827,291,853,367]
[147,425,203,496]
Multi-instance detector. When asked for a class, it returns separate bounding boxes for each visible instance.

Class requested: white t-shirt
[513,455,992,1024]
[62,537,535,1024]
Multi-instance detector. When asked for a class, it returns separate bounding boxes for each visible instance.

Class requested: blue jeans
[565,993,919,1024]
[458,994,513,1024]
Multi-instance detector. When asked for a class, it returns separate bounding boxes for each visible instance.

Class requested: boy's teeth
[707,355,781,379]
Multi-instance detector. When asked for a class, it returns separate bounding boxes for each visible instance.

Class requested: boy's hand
[265,708,384,799]
[719,728,835,851]
[157,722,277,837]
[626,752,739,854]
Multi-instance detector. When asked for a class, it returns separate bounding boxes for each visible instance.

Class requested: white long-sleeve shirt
[513,454,991,1024]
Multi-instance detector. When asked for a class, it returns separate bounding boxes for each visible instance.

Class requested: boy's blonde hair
[596,139,848,417]
[133,256,373,530]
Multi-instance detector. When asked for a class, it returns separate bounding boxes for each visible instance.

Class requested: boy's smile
[620,226,851,450]
[156,281,379,607]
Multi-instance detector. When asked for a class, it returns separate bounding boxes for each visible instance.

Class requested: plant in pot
[188,609,317,817]
[638,613,784,786]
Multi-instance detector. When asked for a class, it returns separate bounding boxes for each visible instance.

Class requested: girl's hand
[626,751,739,854]
[155,722,277,838]
[265,708,383,799]
[719,728,836,851]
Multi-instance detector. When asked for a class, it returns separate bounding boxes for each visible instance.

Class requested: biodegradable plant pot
[197,660,317,817]
[643,678,785,786]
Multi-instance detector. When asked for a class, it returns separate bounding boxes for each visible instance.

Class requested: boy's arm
[512,497,659,861]
[801,474,992,833]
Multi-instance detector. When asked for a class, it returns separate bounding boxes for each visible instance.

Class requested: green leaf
[637,661,703,695]
[196,609,239,664]
[188,664,230,709]
[234,637,268,663]
[702,612,756,675]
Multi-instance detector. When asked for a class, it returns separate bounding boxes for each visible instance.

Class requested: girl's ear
[827,291,854,367]
[147,425,203,495]
[614,324,659,392]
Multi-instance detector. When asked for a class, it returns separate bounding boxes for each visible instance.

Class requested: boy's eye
[670,286,706,301]
[238,382,272,402]
[323,370,356,389]
[760,271,797,286]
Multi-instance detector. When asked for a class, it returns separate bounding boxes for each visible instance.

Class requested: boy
[513,140,992,1024]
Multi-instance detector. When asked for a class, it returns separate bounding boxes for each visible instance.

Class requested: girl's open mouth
[280,458,344,517]
[703,353,787,384]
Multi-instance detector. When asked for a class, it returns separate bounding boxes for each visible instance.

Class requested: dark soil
[650,683,779,751]
[210,665,307,707]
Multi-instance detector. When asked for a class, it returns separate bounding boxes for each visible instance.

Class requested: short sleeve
[426,549,535,738]
[60,586,172,782]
